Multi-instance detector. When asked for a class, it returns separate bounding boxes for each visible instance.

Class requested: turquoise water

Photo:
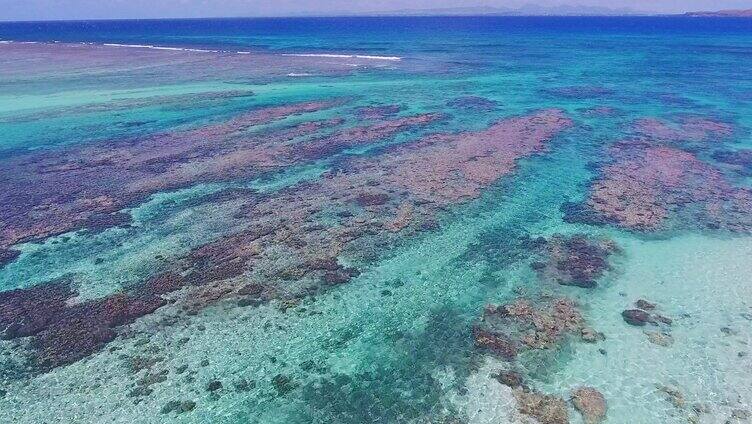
[0,17,751,424]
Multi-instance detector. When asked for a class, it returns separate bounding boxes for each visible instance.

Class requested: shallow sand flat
[540,233,752,423]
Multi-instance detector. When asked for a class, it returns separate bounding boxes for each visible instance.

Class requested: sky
[1,0,751,21]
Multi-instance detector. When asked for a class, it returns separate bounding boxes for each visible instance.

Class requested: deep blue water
[2,16,752,54]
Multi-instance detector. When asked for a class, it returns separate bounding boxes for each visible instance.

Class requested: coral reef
[0,108,573,372]
[0,100,346,249]
[355,104,402,119]
[531,235,618,288]
[0,273,184,371]
[513,389,569,424]
[566,142,752,232]
[632,117,733,143]
[571,387,607,424]
[474,297,586,358]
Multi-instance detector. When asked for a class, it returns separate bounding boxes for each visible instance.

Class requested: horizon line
[1,12,738,24]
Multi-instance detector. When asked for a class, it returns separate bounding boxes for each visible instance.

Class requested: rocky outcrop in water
[474,297,588,358]
[532,235,618,288]
[514,389,569,424]
[571,387,607,424]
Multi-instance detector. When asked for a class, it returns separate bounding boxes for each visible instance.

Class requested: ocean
[0,16,751,423]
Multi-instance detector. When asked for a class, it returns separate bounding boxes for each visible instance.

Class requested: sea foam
[282,53,402,61]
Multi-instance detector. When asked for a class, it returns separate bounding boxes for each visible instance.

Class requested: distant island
[286,6,752,18]
[361,5,644,16]
[288,5,649,17]
[685,9,752,17]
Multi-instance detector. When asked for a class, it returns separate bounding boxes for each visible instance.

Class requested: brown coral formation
[532,235,618,288]
[474,297,586,358]
[514,389,569,424]
[0,100,344,250]
[570,142,752,232]
[297,112,443,160]
[632,117,733,143]
[369,109,572,204]
[355,104,402,119]
[571,387,607,424]
[0,273,185,371]
[0,100,446,256]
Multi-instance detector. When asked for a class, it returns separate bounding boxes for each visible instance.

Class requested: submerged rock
[657,384,685,409]
[206,380,223,392]
[355,192,390,207]
[653,314,673,325]
[473,327,517,359]
[532,235,617,289]
[571,387,607,424]
[493,370,524,388]
[635,299,656,310]
[732,409,750,420]
[514,389,569,424]
[622,309,651,326]
[161,400,196,414]
[272,374,298,396]
[475,297,587,360]
[0,248,20,268]
[646,331,674,347]
[581,327,605,343]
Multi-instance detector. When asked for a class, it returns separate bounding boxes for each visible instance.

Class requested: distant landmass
[684,9,752,17]
[290,5,649,17]
[366,5,644,16]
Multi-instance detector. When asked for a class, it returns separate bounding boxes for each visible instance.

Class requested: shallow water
[0,16,751,424]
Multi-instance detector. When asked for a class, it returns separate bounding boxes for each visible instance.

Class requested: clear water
[0,17,751,424]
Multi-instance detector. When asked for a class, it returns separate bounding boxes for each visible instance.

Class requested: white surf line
[100,42,257,55]
[2,40,402,62]
[282,53,402,61]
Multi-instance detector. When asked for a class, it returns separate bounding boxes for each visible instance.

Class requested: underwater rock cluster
[474,297,586,357]
[531,235,618,289]
[474,295,608,423]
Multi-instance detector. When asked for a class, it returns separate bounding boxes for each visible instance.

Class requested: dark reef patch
[447,96,499,111]
[0,248,20,268]
[631,116,734,144]
[296,113,443,160]
[0,100,347,250]
[712,149,752,176]
[474,297,588,358]
[544,86,614,99]
[532,235,619,289]
[355,104,402,119]
[294,307,472,423]
[0,273,185,371]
